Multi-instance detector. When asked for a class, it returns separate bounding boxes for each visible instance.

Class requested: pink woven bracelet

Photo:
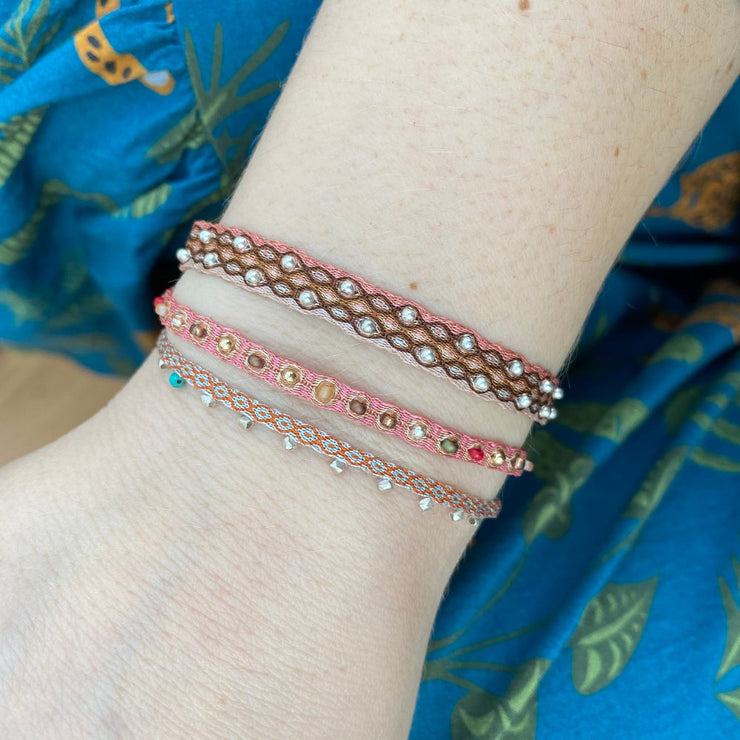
[155,290,531,475]
[179,221,563,423]
[157,333,502,522]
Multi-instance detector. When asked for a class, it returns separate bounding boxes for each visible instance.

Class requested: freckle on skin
[518,0,530,12]
[409,281,418,290]
[547,224,556,235]
[614,146,620,158]
[728,60,735,73]
[683,2,689,13]
[640,69,647,80]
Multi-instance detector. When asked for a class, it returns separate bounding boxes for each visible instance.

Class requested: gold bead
[279,365,301,388]
[490,448,506,467]
[377,410,398,430]
[246,351,268,372]
[217,334,236,355]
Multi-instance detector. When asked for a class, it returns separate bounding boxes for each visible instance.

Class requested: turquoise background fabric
[1,1,739,736]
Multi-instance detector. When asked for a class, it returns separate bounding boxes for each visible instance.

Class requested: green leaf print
[718,687,740,721]
[522,431,595,544]
[451,659,550,740]
[0,108,46,188]
[0,179,116,266]
[717,556,740,681]
[664,384,706,435]
[556,398,649,443]
[647,333,704,365]
[0,0,63,71]
[624,446,688,520]
[114,182,173,219]
[692,448,740,473]
[569,578,658,695]
[148,20,288,166]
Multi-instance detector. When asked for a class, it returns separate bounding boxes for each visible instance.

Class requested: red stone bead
[468,446,485,462]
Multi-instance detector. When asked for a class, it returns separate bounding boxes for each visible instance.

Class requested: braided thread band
[179,221,563,423]
[157,333,503,520]
[155,290,531,474]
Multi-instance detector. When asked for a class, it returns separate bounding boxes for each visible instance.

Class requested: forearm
[2,1,738,737]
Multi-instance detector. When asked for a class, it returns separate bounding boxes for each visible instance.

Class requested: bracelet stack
[156,220,563,525]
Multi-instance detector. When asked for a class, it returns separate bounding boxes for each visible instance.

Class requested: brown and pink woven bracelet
[178,220,563,423]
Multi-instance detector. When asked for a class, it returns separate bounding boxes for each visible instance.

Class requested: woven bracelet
[157,333,503,522]
[178,221,563,423]
[155,290,532,474]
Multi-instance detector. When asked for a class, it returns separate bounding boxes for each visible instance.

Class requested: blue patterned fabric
[2,2,739,736]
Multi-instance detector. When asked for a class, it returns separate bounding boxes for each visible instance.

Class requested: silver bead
[548,407,558,420]
[245,268,265,286]
[329,458,348,474]
[553,387,564,400]
[539,406,552,419]
[233,235,249,252]
[239,413,254,430]
[507,359,524,377]
[203,252,219,268]
[399,306,418,325]
[472,374,491,392]
[155,302,168,317]
[201,392,215,408]
[540,379,555,394]
[468,516,480,527]
[281,253,298,271]
[450,509,466,522]
[298,290,319,309]
[357,317,379,336]
[377,477,393,492]
[457,333,476,353]
[516,394,532,409]
[337,279,357,297]
[409,422,428,441]
[284,434,297,451]
[416,346,437,365]
[158,358,167,369]
[419,496,434,511]
[176,248,190,263]
[198,229,213,244]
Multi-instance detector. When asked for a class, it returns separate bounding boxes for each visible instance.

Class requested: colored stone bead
[440,437,459,455]
[203,252,219,268]
[467,446,485,463]
[313,379,338,405]
[516,394,532,409]
[378,410,398,430]
[298,290,318,309]
[377,477,393,492]
[176,248,190,263]
[450,509,466,522]
[348,397,368,417]
[540,379,555,394]
[357,317,379,336]
[507,359,524,377]
[245,268,265,286]
[418,496,433,511]
[246,352,267,371]
[198,229,213,244]
[329,458,347,474]
[457,333,476,353]
[416,346,437,365]
[168,372,184,388]
[189,322,208,340]
[399,306,418,325]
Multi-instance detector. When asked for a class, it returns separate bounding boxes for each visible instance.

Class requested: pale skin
[1,1,738,737]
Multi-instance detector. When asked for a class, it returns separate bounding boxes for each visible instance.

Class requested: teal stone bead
[169,372,184,388]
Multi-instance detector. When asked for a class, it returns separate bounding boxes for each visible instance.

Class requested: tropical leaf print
[522,431,595,544]
[0,179,116,266]
[569,578,658,695]
[148,21,288,167]
[450,659,551,740]
[717,556,740,681]
[624,446,688,520]
[0,0,63,71]
[555,398,649,443]
[113,182,172,219]
[647,333,704,365]
[0,108,45,188]
[718,687,740,722]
